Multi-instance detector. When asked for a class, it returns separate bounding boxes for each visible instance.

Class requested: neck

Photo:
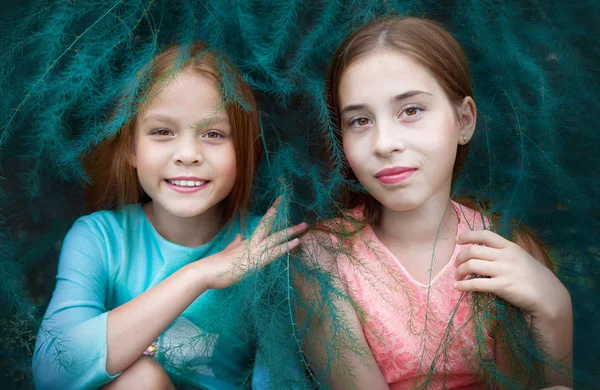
[373,183,457,249]
[143,201,225,248]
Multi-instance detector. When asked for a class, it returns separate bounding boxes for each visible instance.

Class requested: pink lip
[375,166,417,185]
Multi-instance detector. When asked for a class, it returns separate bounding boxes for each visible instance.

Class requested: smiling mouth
[165,179,207,187]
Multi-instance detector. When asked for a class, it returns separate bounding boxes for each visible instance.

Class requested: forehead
[143,70,225,117]
[338,49,444,106]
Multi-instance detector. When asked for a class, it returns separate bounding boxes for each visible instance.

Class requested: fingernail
[453,282,458,288]
[291,238,299,244]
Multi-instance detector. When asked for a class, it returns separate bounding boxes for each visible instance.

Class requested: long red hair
[82,42,262,225]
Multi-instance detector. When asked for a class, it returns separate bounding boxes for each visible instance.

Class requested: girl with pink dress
[298,17,573,390]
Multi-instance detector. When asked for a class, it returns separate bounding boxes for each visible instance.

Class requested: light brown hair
[325,17,553,270]
[82,42,262,224]
[327,17,473,226]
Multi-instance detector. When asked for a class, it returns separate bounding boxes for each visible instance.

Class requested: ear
[457,96,477,145]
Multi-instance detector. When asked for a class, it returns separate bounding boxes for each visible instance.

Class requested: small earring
[462,134,470,143]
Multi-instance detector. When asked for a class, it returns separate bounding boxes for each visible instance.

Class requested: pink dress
[335,201,495,389]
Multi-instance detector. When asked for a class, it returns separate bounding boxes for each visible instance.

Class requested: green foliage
[0,0,598,388]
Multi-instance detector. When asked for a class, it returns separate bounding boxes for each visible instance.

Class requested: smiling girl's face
[132,69,237,219]
[339,49,474,213]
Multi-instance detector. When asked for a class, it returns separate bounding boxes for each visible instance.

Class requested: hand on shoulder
[454,229,571,321]
[195,198,307,290]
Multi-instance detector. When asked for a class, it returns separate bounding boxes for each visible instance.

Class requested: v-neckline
[365,201,467,288]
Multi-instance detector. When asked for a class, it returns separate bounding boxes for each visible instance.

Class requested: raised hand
[454,230,570,319]
[199,198,307,290]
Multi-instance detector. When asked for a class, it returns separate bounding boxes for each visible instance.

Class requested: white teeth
[167,179,206,187]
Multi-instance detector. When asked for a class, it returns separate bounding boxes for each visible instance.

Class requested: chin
[372,191,425,213]
[159,199,220,219]
[167,208,210,219]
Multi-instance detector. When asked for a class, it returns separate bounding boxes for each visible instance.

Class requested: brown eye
[349,117,372,127]
[401,105,425,118]
[152,129,173,136]
[204,131,222,139]
[405,107,418,116]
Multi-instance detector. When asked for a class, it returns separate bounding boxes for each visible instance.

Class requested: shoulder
[299,230,336,269]
[293,229,343,305]
[58,204,145,280]
[64,204,142,252]
[300,214,366,273]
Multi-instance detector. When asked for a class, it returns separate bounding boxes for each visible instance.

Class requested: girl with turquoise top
[32,42,307,390]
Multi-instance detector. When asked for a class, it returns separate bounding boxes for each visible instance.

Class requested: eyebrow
[143,113,230,128]
[340,90,433,115]
[143,114,176,124]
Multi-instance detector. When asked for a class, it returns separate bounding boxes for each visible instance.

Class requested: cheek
[134,142,164,171]
[422,116,460,161]
[343,136,368,177]
[217,143,237,178]
[428,135,457,159]
[132,141,151,171]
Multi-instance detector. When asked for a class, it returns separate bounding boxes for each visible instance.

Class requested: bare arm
[106,260,208,375]
[295,232,388,390]
[106,202,307,375]
[494,233,573,388]
[455,229,572,388]
[518,233,572,387]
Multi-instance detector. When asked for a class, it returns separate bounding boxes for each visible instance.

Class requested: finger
[267,238,301,262]
[254,197,282,241]
[264,222,308,249]
[248,238,301,270]
[455,245,499,266]
[455,259,499,281]
[454,277,502,294]
[457,230,511,249]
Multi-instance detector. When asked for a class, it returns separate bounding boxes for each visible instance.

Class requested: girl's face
[132,70,236,219]
[339,49,474,212]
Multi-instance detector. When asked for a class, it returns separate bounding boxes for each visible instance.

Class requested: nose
[173,137,203,166]
[372,122,406,157]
